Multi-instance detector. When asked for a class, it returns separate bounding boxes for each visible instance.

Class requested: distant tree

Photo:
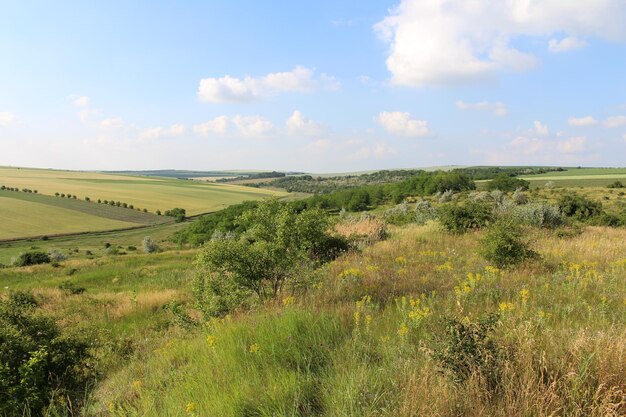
[486,174,530,192]
[164,208,186,222]
[143,208,148,213]
[156,209,162,216]
[85,197,90,202]
[122,203,128,208]
[13,251,51,267]
[33,190,37,194]
[142,236,158,253]
[97,199,102,203]
[60,193,65,198]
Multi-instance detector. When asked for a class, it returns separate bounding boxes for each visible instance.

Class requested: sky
[1,0,626,172]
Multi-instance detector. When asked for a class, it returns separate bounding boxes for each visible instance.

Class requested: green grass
[0,220,188,264]
[0,196,139,240]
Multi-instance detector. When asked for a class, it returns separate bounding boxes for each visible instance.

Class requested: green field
[0,167,283,241]
[0,167,283,215]
[520,167,626,187]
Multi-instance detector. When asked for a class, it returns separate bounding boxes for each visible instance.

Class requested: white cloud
[557,136,587,153]
[140,124,186,140]
[375,111,431,137]
[197,66,339,103]
[99,117,125,130]
[548,36,588,53]
[193,116,229,136]
[0,112,16,127]
[532,121,549,136]
[603,115,626,128]
[351,143,397,160]
[568,116,598,127]
[285,111,322,136]
[231,115,275,138]
[375,0,626,87]
[456,100,508,116]
[72,96,90,107]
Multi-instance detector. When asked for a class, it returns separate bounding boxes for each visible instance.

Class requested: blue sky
[1,0,626,172]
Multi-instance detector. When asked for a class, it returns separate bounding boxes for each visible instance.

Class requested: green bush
[438,202,493,234]
[511,202,563,228]
[13,251,51,267]
[164,207,186,222]
[607,181,624,189]
[485,173,530,192]
[433,314,507,391]
[0,291,92,415]
[481,220,535,268]
[558,193,603,221]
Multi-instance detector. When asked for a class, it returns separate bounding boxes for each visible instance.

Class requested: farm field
[0,196,139,240]
[520,167,626,188]
[0,167,284,216]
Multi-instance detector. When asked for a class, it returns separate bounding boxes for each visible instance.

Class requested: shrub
[58,281,86,295]
[433,314,507,391]
[511,188,528,205]
[13,251,51,267]
[164,207,186,222]
[142,236,158,253]
[481,220,535,268]
[486,173,530,192]
[438,202,493,234]
[511,202,563,228]
[48,250,68,262]
[607,181,624,189]
[0,291,92,415]
[558,193,603,221]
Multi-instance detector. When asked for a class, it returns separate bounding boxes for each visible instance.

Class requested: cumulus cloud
[72,96,90,107]
[0,112,16,127]
[548,36,589,53]
[532,121,549,136]
[557,136,587,153]
[375,111,431,137]
[456,100,508,116]
[285,111,323,136]
[197,66,339,103]
[193,116,229,136]
[375,0,626,87]
[231,115,275,138]
[568,116,598,127]
[351,143,396,160]
[140,124,186,140]
[603,115,626,128]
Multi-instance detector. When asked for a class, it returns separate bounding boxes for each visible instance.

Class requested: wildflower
[249,343,261,353]
[395,256,406,265]
[498,302,515,312]
[398,323,409,337]
[353,310,361,327]
[365,314,372,330]
[282,296,295,306]
[435,261,453,272]
[206,334,216,348]
[185,402,196,414]
[131,380,142,390]
[380,335,391,344]
[519,288,529,305]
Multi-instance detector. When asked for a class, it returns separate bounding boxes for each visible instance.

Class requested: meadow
[2,169,626,417]
[520,167,626,188]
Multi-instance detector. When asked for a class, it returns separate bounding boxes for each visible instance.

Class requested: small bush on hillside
[13,251,51,267]
[481,220,535,268]
[58,281,86,295]
[49,250,68,262]
[142,236,158,253]
[607,181,624,189]
[164,207,186,222]
[558,193,603,221]
[486,173,530,192]
[433,314,507,391]
[438,202,493,234]
[0,291,92,415]
[512,188,528,204]
[511,202,563,228]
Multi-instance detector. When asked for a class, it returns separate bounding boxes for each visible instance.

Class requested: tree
[486,174,530,192]
[195,200,341,314]
[142,236,158,253]
[164,207,186,222]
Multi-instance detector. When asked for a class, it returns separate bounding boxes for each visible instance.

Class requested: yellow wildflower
[249,343,261,353]
[185,402,196,414]
[519,288,529,305]
[398,323,409,337]
[395,256,406,265]
[206,334,216,348]
[131,380,142,390]
[282,296,295,306]
[498,302,515,312]
[365,314,372,329]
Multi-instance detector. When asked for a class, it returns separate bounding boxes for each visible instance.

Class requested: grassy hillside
[0,167,283,215]
[520,167,626,188]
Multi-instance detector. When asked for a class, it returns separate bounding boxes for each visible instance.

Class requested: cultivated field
[0,167,284,216]
[521,167,626,188]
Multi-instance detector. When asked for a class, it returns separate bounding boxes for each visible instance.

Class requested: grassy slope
[0,167,283,215]
[4,220,623,416]
[0,196,139,240]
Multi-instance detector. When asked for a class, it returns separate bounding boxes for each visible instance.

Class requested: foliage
[438,201,494,234]
[607,181,624,189]
[433,314,507,391]
[195,200,343,315]
[0,291,92,415]
[511,202,563,228]
[13,251,51,267]
[558,193,603,221]
[481,220,535,268]
[164,207,186,222]
[486,173,530,192]
[142,236,158,253]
